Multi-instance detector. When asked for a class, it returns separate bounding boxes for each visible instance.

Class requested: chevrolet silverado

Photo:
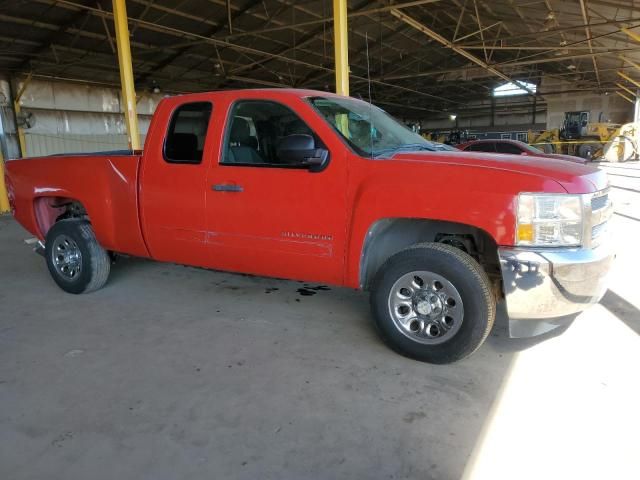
[5,89,614,363]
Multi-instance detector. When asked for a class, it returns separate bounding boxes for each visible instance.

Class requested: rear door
[205,98,349,285]
[140,98,215,266]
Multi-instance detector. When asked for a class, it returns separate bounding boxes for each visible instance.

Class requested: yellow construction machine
[529,111,639,161]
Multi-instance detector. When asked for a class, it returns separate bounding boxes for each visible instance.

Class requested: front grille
[588,190,612,248]
[591,193,609,211]
[592,222,607,239]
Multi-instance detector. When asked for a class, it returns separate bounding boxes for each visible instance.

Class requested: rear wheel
[45,219,110,294]
[578,141,602,161]
[370,243,495,364]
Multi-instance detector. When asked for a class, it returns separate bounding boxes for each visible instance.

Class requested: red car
[5,89,612,363]
[457,139,587,164]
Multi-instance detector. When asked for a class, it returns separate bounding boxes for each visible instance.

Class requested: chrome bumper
[498,244,614,337]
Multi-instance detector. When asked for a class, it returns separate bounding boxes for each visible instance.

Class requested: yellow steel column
[0,149,10,213]
[112,0,141,150]
[333,0,349,96]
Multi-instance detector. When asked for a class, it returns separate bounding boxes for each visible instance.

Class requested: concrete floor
[1,162,639,480]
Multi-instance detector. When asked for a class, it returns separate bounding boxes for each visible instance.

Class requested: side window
[466,143,495,152]
[222,100,326,167]
[496,142,523,154]
[164,102,212,164]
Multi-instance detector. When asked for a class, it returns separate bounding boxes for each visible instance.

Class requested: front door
[140,100,214,266]
[205,99,348,285]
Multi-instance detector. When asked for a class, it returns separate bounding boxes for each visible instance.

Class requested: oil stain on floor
[296,285,331,296]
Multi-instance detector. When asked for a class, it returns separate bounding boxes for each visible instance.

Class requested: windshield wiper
[372,143,436,158]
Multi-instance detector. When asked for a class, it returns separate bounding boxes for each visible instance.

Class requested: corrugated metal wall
[8,77,164,157]
[24,133,149,156]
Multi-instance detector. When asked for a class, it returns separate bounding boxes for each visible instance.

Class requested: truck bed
[5,152,149,258]
[48,149,137,157]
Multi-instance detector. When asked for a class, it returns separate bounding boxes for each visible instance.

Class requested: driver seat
[227,117,264,164]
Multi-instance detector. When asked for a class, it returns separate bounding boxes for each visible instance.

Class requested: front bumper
[498,244,614,337]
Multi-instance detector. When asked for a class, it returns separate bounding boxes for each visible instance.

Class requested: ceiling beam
[622,27,640,43]
[390,8,536,96]
[224,0,445,39]
[616,91,634,103]
[496,47,640,68]
[578,0,600,87]
[616,82,636,97]
[617,71,640,89]
[135,0,263,83]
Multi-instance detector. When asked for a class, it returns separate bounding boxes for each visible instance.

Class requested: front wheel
[45,219,111,294]
[370,243,495,364]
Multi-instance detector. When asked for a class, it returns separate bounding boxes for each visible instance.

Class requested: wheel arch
[358,218,501,291]
[34,196,90,239]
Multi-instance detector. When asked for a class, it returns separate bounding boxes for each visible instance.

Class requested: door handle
[212,184,243,192]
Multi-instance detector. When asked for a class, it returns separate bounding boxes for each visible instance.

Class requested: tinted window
[496,142,523,154]
[164,102,212,164]
[466,143,496,152]
[222,100,324,167]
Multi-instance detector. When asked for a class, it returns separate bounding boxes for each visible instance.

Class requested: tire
[370,243,495,364]
[577,141,602,161]
[540,143,555,154]
[45,219,111,294]
[603,136,636,163]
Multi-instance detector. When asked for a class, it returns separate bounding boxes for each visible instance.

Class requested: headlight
[516,193,583,247]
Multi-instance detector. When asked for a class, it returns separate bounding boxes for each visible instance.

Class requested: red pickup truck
[5,89,614,363]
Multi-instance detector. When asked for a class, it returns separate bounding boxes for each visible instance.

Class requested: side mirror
[277,134,329,172]
[520,151,529,156]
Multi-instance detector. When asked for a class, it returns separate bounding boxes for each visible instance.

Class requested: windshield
[309,96,448,158]
[523,143,545,154]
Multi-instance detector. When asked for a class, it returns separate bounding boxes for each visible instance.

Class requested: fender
[343,157,568,289]
[7,154,149,258]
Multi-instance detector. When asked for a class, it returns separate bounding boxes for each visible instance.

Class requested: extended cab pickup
[5,89,614,363]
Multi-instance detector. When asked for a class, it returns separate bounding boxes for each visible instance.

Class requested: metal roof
[1,0,639,117]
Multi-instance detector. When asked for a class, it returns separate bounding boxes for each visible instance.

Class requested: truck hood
[391,151,608,193]
[541,152,587,164]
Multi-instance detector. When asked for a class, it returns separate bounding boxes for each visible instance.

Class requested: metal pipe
[333,0,349,96]
[112,0,141,150]
[622,27,640,43]
[616,82,636,97]
[13,100,27,158]
[10,73,32,158]
[226,0,233,34]
[0,149,10,213]
[578,0,600,87]
[454,22,501,43]
[456,45,615,51]
[615,91,634,104]
[618,71,640,89]
[620,55,640,73]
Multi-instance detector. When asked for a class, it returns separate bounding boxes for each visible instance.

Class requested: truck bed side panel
[6,154,149,258]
